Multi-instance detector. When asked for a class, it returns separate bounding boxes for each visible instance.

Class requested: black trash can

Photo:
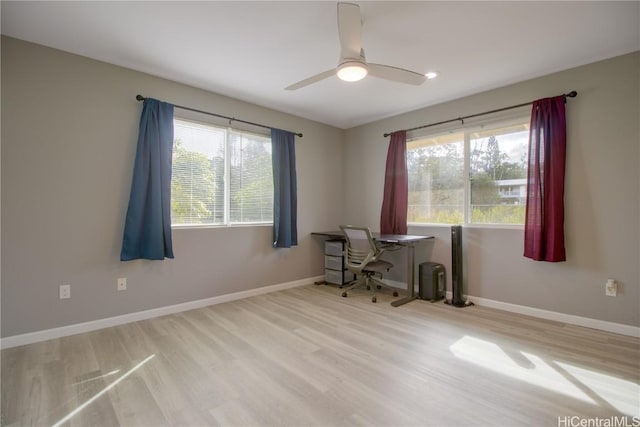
[419,262,446,302]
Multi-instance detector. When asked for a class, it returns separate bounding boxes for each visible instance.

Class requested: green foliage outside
[471,205,526,224]
[229,137,273,223]
[409,208,464,225]
[171,139,223,224]
[409,205,525,225]
[171,133,273,225]
[408,133,528,225]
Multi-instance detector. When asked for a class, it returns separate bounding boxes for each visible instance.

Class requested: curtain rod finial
[566,91,577,98]
[136,94,146,102]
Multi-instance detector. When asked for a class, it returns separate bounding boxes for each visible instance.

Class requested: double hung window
[407,118,529,225]
[171,119,273,227]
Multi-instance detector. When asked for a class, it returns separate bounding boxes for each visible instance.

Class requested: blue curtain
[120,98,175,261]
[271,128,298,248]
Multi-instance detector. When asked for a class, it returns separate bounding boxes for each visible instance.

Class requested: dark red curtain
[524,96,567,262]
[380,130,408,234]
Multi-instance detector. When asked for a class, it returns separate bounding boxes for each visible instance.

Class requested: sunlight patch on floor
[52,354,156,427]
[555,361,640,417]
[450,336,596,403]
[72,369,121,386]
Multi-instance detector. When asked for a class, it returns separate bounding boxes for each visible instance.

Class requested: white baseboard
[461,293,640,338]
[0,275,323,349]
[386,279,638,337]
[4,275,637,348]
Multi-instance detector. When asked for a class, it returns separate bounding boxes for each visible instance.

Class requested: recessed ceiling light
[425,72,438,79]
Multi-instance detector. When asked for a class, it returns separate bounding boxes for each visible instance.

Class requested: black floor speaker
[445,225,474,308]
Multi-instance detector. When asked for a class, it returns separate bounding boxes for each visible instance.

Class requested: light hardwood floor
[2,284,639,426]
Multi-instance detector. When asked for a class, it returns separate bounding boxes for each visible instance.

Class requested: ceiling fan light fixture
[425,71,438,79]
[285,3,427,90]
[337,61,368,82]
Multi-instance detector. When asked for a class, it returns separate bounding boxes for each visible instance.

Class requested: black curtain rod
[136,95,303,138]
[383,91,577,137]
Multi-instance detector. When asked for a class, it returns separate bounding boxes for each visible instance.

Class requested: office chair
[339,225,398,303]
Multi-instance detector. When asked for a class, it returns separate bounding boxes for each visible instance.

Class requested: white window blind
[228,132,273,223]
[171,119,273,226]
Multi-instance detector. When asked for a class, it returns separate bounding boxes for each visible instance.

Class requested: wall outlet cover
[59,284,71,299]
[605,279,617,297]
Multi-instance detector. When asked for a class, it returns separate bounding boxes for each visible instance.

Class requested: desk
[312,231,433,307]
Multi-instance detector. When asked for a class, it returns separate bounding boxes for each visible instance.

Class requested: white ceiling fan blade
[337,2,362,59]
[285,69,335,91]
[368,63,427,86]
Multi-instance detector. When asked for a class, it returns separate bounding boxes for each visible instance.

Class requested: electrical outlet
[117,277,127,291]
[605,279,617,297]
[59,284,71,299]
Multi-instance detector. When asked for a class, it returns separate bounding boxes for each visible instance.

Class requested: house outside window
[171,119,273,227]
[407,118,529,225]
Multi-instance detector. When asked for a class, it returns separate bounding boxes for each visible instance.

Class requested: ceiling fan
[285,2,429,90]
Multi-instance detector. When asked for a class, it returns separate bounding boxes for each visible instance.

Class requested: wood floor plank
[2,284,639,426]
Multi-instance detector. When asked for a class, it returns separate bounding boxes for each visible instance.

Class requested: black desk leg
[391,243,418,307]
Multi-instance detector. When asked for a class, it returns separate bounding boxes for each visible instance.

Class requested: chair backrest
[340,225,378,274]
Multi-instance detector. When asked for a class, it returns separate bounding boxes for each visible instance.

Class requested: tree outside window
[407,120,529,225]
[171,119,273,227]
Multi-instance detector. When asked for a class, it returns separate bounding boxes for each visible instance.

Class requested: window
[407,118,529,225]
[171,119,273,226]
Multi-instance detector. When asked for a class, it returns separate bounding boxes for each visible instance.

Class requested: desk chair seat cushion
[362,259,393,273]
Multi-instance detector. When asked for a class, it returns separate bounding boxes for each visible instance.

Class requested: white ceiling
[2,1,639,129]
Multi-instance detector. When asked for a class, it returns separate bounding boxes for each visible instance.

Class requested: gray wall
[344,52,640,328]
[1,37,344,337]
[2,36,638,338]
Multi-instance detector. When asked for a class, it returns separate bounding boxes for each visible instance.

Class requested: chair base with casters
[340,264,399,303]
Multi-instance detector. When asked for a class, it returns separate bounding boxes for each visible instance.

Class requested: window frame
[171,117,274,229]
[406,114,530,229]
